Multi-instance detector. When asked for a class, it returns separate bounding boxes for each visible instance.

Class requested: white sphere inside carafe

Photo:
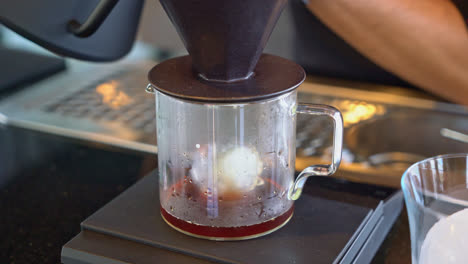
[216,146,263,199]
[190,145,263,200]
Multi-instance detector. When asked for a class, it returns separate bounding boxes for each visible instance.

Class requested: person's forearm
[306,0,468,105]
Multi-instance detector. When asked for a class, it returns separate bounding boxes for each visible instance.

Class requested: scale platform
[62,171,402,264]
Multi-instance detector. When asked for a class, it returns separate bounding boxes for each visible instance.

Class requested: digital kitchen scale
[62,170,402,264]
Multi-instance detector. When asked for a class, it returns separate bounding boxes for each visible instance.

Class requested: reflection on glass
[96,81,133,109]
[336,100,385,126]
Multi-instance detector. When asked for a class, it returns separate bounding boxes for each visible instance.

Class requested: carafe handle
[288,104,343,200]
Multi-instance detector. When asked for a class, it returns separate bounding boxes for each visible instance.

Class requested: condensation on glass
[157,91,297,228]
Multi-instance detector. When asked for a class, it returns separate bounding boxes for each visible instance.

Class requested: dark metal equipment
[0,0,143,61]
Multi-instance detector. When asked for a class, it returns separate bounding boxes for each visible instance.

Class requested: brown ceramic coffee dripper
[146,0,343,240]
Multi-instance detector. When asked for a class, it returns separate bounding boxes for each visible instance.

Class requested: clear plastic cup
[402,154,468,264]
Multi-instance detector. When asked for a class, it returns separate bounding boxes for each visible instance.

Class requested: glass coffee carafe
[147,81,343,240]
[146,0,343,240]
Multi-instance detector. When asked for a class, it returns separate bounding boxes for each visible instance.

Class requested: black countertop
[0,125,411,264]
[0,125,157,263]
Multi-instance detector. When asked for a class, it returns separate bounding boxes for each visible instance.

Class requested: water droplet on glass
[170,206,174,212]
[189,179,193,183]
[196,144,200,149]
[218,197,223,202]
[273,190,278,195]
[257,196,262,200]
[243,194,247,198]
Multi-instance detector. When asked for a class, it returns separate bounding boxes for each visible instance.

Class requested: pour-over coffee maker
[146,0,343,240]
